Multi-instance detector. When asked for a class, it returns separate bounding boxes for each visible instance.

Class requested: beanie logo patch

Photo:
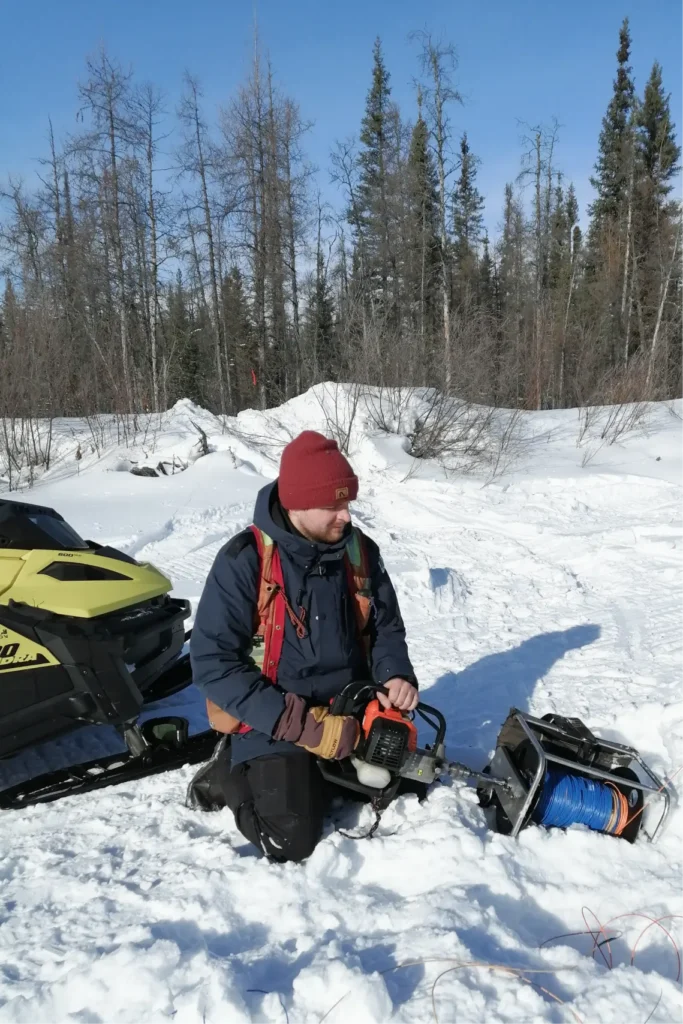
[335,486,349,500]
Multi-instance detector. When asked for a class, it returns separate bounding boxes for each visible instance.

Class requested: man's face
[289,501,352,544]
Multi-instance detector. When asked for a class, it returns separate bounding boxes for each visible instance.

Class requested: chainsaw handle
[369,686,448,748]
[330,681,447,750]
[329,681,385,714]
[376,689,447,749]
[414,701,447,750]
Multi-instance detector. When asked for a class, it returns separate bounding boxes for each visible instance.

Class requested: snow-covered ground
[1,388,681,1024]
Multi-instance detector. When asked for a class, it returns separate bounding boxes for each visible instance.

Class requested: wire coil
[533,769,629,835]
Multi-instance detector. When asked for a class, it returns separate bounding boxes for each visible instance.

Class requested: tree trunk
[188,81,227,415]
[646,222,680,392]
[283,104,302,395]
[533,131,542,409]
[105,95,132,412]
[559,255,577,406]
[145,103,161,412]
[621,153,635,366]
[266,65,288,401]
[434,101,451,390]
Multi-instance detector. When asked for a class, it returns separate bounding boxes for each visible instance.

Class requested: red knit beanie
[278,431,359,510]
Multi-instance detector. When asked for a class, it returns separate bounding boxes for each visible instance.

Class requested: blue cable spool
[533,768,625,834]
[478,714,648,842]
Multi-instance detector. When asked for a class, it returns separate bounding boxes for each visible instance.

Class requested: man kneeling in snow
[190,430,418,862]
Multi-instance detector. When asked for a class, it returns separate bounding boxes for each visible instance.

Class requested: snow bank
[0,387,681,1023]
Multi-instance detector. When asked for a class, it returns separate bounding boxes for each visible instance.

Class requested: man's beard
[311,523,346,544]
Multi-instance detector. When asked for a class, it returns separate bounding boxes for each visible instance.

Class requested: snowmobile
[0,498,216,806]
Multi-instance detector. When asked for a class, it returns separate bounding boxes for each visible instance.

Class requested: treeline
[0,18,680,420]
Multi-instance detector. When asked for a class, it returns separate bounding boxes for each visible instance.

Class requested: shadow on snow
[423,624,602,763]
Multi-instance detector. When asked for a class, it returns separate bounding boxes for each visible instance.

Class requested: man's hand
[273,693,359,759]
[377,677,419,712]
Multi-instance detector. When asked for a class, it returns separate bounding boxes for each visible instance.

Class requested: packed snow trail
[0,390,681,1023]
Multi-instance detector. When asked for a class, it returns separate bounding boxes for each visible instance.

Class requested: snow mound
[0,388,681,1023]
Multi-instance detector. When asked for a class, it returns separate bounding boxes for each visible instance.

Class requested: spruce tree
[633,61,681,372]
[589,18,635,224]
[406,90,441,371]
[546,180,583,406]
[636,61,680,200]
[478,234,496,314]
[166,273,201,406]
[452,133,484,304]
[355,37,398,322]
[222,267,255,409]
[1,280,18,354]
[305,248,336,381]
[548,178,580,297]
[548,179,568,292]
[566,184,579,237]
[498,184,516,314]
[496,183,527,404]
[566,184,582,312]
[585,18,637,366]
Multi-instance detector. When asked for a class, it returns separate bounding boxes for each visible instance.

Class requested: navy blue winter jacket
[190,481,416,764]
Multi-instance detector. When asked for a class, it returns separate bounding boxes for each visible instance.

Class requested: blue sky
[1,0,680,236]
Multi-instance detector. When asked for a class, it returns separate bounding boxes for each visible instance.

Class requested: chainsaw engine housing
[358,700,417,772]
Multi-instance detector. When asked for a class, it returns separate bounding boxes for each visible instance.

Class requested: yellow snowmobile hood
[0,548,172,619]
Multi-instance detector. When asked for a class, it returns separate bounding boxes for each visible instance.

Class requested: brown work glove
[273,693,359,760]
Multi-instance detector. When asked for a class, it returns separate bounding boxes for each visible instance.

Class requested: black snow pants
[188,741,428,863]
[215,748,327,862]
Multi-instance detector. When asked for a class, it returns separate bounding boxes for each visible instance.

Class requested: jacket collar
[253,481,350,568]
